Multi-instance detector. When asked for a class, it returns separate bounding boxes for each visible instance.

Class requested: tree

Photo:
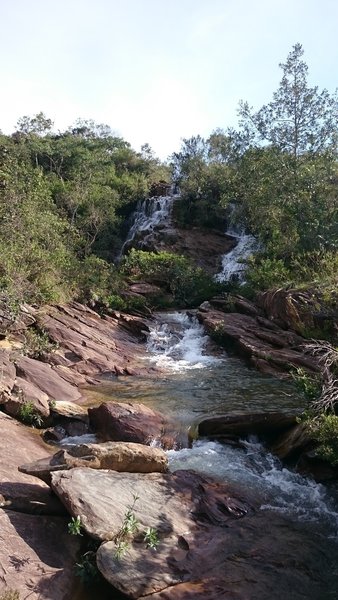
[239,43,338,158]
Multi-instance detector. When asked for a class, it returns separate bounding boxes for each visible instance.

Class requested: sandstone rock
[0,350,16,401]
[88,401,170,447]
[35,302,150,381]
[49,400,88,421]
[198,412,298,440]
[257,287,338,339]
[51,467,336,600]
[0,412,63,515]
[197,307,319,377]
[3,377,50,422]
[0,510,80,599]
[20,442,168,484]
[16,356,82,402]
[270,422,312,460]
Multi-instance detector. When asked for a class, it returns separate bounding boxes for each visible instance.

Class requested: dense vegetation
[171,44,338,294]
[0,117,169,309]
[0,44,336,312]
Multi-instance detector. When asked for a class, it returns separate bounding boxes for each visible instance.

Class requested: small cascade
[119,195,175,257]
[215,204,260,283]
[168,438,338,535]
[146,312,221,371]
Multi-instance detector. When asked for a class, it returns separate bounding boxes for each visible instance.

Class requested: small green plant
[291,367,322,402]
[143,527,159,550]
[22,327,58,359]
[306,414,338,466]
[68,515,83,536]
[114,494,159,559]
[75,550,100,584]
[18,400,43,427]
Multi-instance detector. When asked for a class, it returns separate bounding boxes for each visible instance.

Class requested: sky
[0,0,337,159]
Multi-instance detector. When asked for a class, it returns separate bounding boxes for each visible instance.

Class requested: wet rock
[51,467,336,600]
[198,412,298,440]
[296,451,338,481]
[42,425,67,444]
[270,423,312,460]
[49,400,88,421]
[88,401,175,448]
[20,442,168,484]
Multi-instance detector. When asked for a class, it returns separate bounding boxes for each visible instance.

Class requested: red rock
[88,401,172,447]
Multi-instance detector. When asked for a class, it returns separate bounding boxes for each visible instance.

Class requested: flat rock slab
[0,509,80,600]
[197,307,319,377]
[50,467,337,600]
[16,356,82,403]
[20,441,168,484]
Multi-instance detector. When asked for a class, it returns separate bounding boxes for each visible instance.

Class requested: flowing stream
[83,311,338,596]
[85,196,338,596]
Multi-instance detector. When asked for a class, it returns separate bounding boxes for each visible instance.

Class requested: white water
[146,312,221,371]
[119,195,174,257]
[215,228,259,283]
[168,438,338,535]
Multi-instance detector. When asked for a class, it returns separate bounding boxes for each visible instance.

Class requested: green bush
[121,249,221,307]
[306,414,338,466]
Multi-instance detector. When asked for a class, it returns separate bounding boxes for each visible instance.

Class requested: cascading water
[215,204,259,282]
[146,311,221,371]
[119,195,174,257]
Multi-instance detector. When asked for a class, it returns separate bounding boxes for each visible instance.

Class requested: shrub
[121,249,221,307]
[306,415,338,466]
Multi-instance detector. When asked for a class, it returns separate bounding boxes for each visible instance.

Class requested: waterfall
[119,195,175,258]
[215,207,260,283]
[146,311,222,371]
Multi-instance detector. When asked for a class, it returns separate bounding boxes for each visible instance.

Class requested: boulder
[3,377,50,422]
[88,401,175,448]
[270,422,312,460]
[51,467,337,600]
[198,412,298,440]
[20,442,168,484]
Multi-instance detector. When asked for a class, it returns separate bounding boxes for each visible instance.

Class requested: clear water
[80,310,338,597]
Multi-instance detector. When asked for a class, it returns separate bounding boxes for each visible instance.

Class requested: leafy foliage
[122,249,221,307]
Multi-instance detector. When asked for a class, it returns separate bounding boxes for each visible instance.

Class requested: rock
[197,307,319,377]
[295,451,338,481]
[0,510,81,599]
[270,423,312,460]
[88,401,174,448]
[198,412,298,440]
[0,350,16,401]
[3,377,50,422]
[49,400,88,421]
[16,356,82,403]
[35,302,151,382]
[51,467,337,600]
[118,313,150,340]
[20,442,168,484]
[129,283,163,297]
[257,287,338,340]
[0,412,63,515]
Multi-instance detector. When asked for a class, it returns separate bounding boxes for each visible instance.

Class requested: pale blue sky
[1,0,337,158]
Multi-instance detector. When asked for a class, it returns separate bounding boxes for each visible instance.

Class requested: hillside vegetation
[0,44,337,314]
